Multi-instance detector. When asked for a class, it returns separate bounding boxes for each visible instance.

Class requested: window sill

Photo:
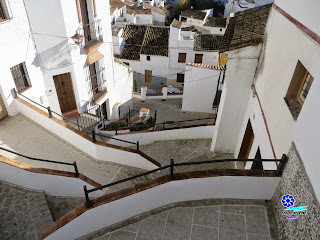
[0,18,13,25]
[284,97,301,121]
[18,86,32,94]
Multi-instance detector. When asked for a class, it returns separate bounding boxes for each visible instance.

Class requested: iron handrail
[83,155,288,207]
[94,132,138,146]
[0,147,79,177]
[18,92,86,131]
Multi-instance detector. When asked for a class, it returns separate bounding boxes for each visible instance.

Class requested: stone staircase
[0,181,84,240]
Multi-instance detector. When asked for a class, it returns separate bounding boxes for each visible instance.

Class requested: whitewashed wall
[0,0,46,116]
[105,125,214,146]
[151,11,165,24]
[182,65,220,113]
[45,175,280,240]
[15,98,158,170]
[0,161,103,197]
[211,45,261,153]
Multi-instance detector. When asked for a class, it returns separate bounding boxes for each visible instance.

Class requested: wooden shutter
[194,54,203,64]
[178,53,186,63]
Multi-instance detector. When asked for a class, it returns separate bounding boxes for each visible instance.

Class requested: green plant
[130,122,150,132]
[110,121,126,130]
[134,80,138,92]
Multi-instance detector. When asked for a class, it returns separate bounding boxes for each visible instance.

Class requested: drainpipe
[252,84,278,165]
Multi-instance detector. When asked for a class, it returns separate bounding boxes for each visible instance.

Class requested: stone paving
[0,182,53,240]
[88,200,277,240]
[131,98,215,126]
[0,115,146,185]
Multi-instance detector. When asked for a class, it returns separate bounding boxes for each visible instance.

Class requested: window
[194,54,203,64]
[146,56,151,61]
[178,53,186,63]
[177,73,185,82]
[0,1,10,21]
[220,28,222,31]
[181,17,187,22]
[284,61,314,120]
[10,63,31,92]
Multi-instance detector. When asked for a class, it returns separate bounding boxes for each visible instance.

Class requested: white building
[115,25,170,84]
[110,0,126,24]
[179,9,213,27]
[142,3,166,26]
[0,0,133,122]
[123,5,154,25]
[224,0,273,18]
[182,63,225,113]
[168,19,222,85]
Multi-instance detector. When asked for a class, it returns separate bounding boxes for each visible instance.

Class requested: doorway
[0,93,8,120]
[238,120,255,159]
[145,70,152,83]
[53,73,77,114]
[251,147,263,170]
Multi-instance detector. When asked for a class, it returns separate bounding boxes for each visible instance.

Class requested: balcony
[86,67,107,103]
[76,19,103,48]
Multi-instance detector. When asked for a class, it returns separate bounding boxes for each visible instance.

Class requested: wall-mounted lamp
[71,33,83,45]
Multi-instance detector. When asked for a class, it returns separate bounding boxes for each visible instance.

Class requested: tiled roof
[188,62,226,70]
[171,19,182,28]
[220,4,272,52]
[112,26,123,36]
[127,6,152,15]
[123,1,134,6]
[204,17,227,28]
[181,25,210,34]
[116,25,147,60]
[180,10,207,20]
[110,0,126,13]
[116,25,169,60]
[142,3,165,15]
[194,35,224,51]
[141,26,169,56]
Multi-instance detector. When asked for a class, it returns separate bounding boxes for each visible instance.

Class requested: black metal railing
[83,154,288,207]
[0,147,79,177]
[76,101,102,134]
[86,68,107,100]
[77,19,103,48]
[92,131,140,152]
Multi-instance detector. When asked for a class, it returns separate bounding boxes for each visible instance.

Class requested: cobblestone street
[0,182,53,240]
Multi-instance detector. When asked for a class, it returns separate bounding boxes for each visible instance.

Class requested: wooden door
[53,73,77,113]
[145,70,152,83]
[0,93,8,120]
[238,120,254,159]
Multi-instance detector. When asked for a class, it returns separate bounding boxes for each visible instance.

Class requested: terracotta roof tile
[142,3,165,15]
[171,18,182,28]
[204,17,227,28]
[180,10,207,20]
[110,0,126,13]
[220,4,272,52]
[194,35,224,51]
[127,6,152,15]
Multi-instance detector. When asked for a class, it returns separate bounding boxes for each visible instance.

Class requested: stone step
[0,181,54,240]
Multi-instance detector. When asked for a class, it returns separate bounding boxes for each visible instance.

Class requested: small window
[220,28,222,31]
[284,61,314,120]
[10,63,31,92]
[194,54,203,64]
[177,73,185,82]
[146,56,151,61]
[0,1,10,21]
[178,53,186,63]
[181,17,187,22]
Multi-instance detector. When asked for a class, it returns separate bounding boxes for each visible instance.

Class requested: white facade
[182,64,220,113]
[224,0,273,18]
[168,24,220,84]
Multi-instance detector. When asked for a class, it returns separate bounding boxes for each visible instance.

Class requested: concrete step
[0,181,54,240]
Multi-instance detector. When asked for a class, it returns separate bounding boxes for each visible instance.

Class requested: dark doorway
[251,147,263,170]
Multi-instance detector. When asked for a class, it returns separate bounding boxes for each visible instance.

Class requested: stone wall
[271,143,320,239]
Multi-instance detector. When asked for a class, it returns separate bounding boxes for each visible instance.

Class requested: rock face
[0,182,53,240]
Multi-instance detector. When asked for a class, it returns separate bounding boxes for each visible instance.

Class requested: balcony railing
[77,19,103,48]
[86,68,107,101]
